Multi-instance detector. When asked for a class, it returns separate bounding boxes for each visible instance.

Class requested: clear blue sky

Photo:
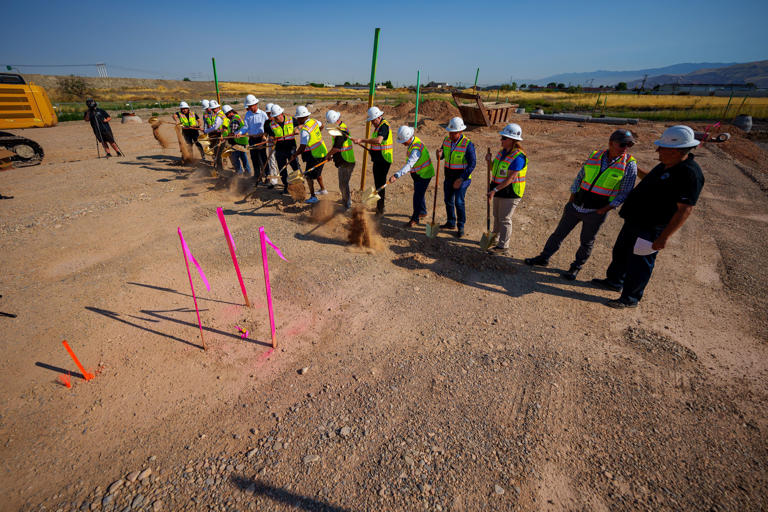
[1,0,766,85]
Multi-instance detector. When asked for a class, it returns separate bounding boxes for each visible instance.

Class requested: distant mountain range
[522,62,741,87]
[626,60,768,89]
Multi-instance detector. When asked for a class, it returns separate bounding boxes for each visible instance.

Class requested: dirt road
[1,106,766,511]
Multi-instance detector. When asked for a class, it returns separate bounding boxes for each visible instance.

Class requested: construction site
[2,24,768,512]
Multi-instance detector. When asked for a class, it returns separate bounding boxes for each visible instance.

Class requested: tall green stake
[212,57,220,104]
[473,67,480,93]
[415,70,421,131]
[360,27,381,191]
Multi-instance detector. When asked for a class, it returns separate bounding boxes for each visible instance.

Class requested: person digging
[388,125,435,228]
[287,106,328,204]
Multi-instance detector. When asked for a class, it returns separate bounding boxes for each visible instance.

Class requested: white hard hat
[265,103,274,115]
[201,99,210,109]
[222,104,233,114]
[654,125,700,149]
[179,101,189,109]
[245,94,259,107]
[209,100,220,109]
[326,110,340,125]
[366,106,384,122]
[446,117,466,132]
[271,104,284,116]
[500,123,523,141]
[295,105,311,118]
[396,125,415,144]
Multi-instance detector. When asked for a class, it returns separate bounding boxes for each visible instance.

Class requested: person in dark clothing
[266,104,299,194]
[592,125,705,308]
[84,99,121,157]
[436,117,476,238]
[354,106,393,215]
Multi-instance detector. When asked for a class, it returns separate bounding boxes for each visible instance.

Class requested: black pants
[275,150,299,189]
[541,202,608,269]
[371,153,391,214]
[209,134,224,171]
[249,136,267,179]
[182,129,205,158]
[605,222,664,305]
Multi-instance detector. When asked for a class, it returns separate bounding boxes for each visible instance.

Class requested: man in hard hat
[84,99,122,157]
[264,104,299,194]
[325,110,355,210]
[388,126,435,228]
[173,101,205,160]
[354,107,393,215]
[592,125,705,309]
[262,103,279,188]
[243,94,268,182]
[225,105,251,175]
[525,130,638,280]
[437,117,476,238]
[288,105,328,203]
[485,123,527,255]
[201,99,215,132]
[203,100,227,172]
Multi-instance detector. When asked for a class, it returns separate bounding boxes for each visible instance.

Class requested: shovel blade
[286,169,304,184]
[480,231,496,251]
[361,186,380,206]
[425,222,439,238]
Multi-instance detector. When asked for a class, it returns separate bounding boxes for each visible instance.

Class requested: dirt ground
[1,104,767,512]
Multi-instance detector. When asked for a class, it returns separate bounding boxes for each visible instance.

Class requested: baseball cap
[609,129,635,145]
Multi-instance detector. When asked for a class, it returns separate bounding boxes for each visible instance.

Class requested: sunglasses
[617,142,633,148]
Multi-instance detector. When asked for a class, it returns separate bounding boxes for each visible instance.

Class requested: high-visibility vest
[300,118,328,159]
[575,150,635,208]
[229,113,249,146]
[372,119,393,163]
[270,116,295,142]
[407,136,435,179]
[336,120,355,164]
[492,148,528,197]
[442,134,472,179]
[203,111,214,129]
[215,110,229,135]
[177,111,199,128]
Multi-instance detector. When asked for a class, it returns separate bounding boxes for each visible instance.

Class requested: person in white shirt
[388,126,436,228]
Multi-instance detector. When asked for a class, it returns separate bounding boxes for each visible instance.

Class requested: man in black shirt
[592,125,705,308]
[84,99,122,157]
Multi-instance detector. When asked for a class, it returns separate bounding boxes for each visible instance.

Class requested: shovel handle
[486,148,492,231]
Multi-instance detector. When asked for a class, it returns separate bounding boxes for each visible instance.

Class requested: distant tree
[57,75,91,100]
[520,83,527,89]
[382,80,394,89]
[652,84,660,91]
[343,81,351,86]
[510,82,518,91]
[557,83,565,89]
[615,82,628,91]
[746,82,756,89]
[546,82,557,89]
[183,77,191,81]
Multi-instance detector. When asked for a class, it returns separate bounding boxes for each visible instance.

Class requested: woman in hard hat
[325,110,355,210]
[486,123,528,255]
[388,126,435,228]
[354,107,393,215]
[173,101,205,160]
[437,116,476,238]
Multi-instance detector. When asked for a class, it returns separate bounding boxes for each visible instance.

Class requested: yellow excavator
[0,72,57,168]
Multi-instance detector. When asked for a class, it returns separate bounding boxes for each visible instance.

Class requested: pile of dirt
[390,101,415,119]
[417,99,459,120]
[327,101,368,116]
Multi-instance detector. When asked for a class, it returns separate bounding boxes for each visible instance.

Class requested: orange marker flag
[58,372,72,388]
[62,340,95,381]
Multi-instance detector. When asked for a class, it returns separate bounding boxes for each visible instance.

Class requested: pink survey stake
[178,228,207,350]
[217,207,250,307]
[259,226,286,348]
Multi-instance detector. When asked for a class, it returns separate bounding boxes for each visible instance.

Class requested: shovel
[287,158,327,184]
[326,126,374,155]
[361,182,388,207]
[480,147,497,251]
[425,151,441,238]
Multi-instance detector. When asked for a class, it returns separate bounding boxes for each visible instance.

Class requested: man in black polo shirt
[592,125,705,308]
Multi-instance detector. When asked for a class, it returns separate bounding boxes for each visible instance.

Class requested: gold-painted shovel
[480,148,497,251]
[425,151,441,238]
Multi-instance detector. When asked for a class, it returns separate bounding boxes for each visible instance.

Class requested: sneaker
[605,298,637,309]
[117,152,124,157]
[455,229,464,239]
[345,200,352,210]
[406,219,419,228]
[317,189,329,196]
[440,222,456,229]
[562,265,580,281]
[488,246,508,255]
[105,153,112,158]
[524,255,549,267]
[591,278,622,292]
[305,196,319,204]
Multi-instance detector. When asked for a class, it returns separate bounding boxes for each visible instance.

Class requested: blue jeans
[444,176,471,228]
[230,150,251,174]
[605,222,664,305]
[410,174,432,222]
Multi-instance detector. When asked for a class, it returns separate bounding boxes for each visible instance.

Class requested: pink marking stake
[259,226,287,348]
[235,325,249,339]
[217,207,250,307]
[178,228,208,350]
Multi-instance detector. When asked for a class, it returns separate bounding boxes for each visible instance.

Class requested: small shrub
[57,75,92,100]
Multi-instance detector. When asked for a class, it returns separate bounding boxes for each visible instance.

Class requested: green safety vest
[177,111,198,128]
[336,120,355,164]
[492,148,528,197]
[301,118,328,158]
[203,111,214,129]
[215,110,230,136]
[407,136,435,179]
[229,113,248,145]
[372,119,393,163]
[442,134,472,179]
[270,116,295,142]
[578,150,635,205]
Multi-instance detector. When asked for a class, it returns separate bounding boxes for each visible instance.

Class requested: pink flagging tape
[217,207,250,307]
[259,226,286,349]
[179,230,210,292]
[178,228,206,350]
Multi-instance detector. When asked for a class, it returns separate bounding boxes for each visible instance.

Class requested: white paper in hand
[633,237,658,256]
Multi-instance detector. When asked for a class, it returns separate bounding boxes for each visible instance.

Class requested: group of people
[173,96,705,309]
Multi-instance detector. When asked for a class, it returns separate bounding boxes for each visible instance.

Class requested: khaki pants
[492,196,522,249]
[267,141,279,184]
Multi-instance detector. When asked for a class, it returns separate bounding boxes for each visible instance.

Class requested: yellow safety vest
[372,119,393,163]
[177,111,199,128]
[215,110,229,135]
[407,136,435,179]
[230,113,249,146]
[492,148,528,197]
[336,120,355,164]
[301,118,328,159]
[270,116,295,142]
[578,150,635,205]
[442,134,472,179]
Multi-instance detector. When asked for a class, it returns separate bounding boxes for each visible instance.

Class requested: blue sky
[1,0,766,85]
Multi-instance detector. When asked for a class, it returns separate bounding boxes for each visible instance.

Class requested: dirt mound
[417,99,459,120]
[390,101,415,119]
[327,101,368,116]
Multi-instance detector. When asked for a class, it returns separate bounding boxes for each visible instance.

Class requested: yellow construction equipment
[0,73,58,167]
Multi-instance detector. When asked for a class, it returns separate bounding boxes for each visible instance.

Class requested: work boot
[488,246,508,256]
[562,265,580,281]
[406,219,419,228]
[105,153,112,158]
[455,229,464,239]
[592,278,622,292]
[524,255,549,267]
[605,298,637,309]
[440,222,455,230]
